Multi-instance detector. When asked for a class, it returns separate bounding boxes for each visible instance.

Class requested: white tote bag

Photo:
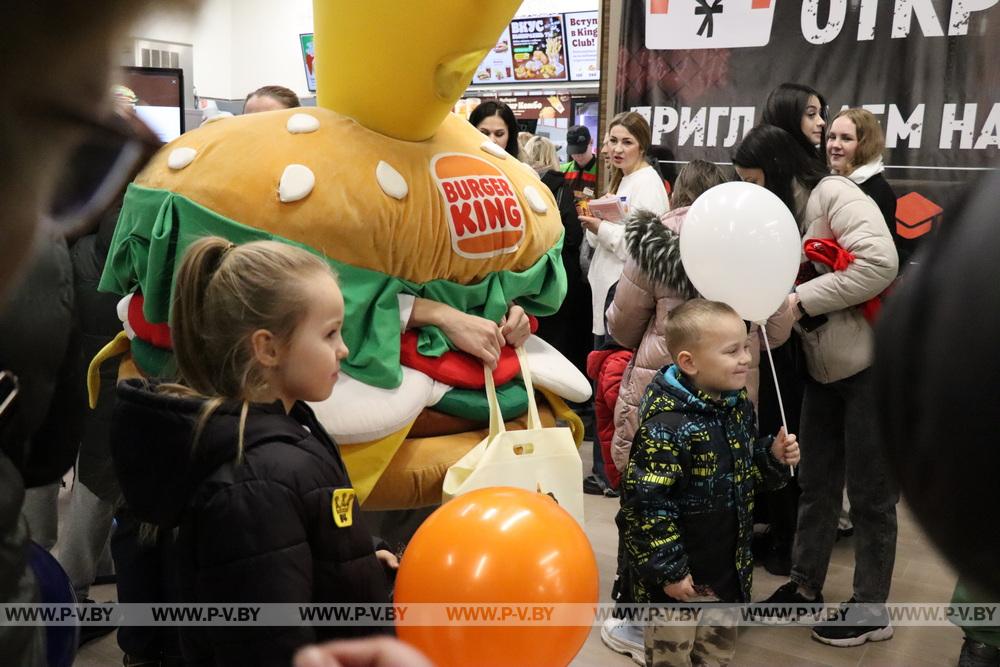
[442,346,585,525]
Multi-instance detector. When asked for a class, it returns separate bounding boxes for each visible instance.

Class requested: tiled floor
[74,444,963,666]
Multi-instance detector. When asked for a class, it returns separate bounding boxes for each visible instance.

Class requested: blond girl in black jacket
[112,238,394,666]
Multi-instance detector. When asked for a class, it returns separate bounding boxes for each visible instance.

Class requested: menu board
[565,12,599,82]
[470,13,600,87]
[509,15,568,82]
[473,31,516,85]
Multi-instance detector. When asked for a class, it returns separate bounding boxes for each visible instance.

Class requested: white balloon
[679,181,801,322]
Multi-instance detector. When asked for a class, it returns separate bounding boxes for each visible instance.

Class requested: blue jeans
[790,370,899,603]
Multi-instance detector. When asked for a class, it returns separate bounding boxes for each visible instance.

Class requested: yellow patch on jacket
[332,488,356,528]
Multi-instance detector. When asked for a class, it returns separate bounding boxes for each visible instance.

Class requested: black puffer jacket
[0,229,83,487]
[0,229,82,665]
[856,172,909,267]
[112,380,391,666]
[535,168,592,375]
[71,204,124,501]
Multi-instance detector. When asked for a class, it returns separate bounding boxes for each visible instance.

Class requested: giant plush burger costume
[95,0,590,508]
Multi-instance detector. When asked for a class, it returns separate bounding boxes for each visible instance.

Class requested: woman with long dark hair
[756,85,829,573]
[762,82,828,167]
[735,125,900,648]
[469,101,521,158]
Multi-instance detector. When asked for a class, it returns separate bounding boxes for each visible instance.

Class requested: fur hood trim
[624,209,699,299]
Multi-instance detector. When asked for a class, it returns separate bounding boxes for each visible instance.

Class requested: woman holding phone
[578,111,669,343]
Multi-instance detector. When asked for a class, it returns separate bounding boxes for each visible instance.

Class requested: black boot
[959,638,1000,667]
[764,540,792,577]
[77,598,117,648]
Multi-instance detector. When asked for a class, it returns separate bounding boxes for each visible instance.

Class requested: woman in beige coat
[735,124,899,648]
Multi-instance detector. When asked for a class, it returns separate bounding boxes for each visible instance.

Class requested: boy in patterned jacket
[616,299,800,667]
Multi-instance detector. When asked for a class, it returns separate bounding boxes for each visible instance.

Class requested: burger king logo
[432,153,526,259]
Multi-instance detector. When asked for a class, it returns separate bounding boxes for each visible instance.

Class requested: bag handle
[484,362,505,440]
[482,345,542,443]
[515,346,542,430]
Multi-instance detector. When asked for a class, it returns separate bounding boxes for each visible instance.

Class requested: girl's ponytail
[171,237,233,395]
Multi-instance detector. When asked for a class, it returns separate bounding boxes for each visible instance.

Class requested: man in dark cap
[555,124,616,496]
[561,124,598,204]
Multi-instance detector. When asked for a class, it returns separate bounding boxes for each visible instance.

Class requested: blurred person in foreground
[0,1,195,663]
[295,637,433,667]
[875,169,1000,667]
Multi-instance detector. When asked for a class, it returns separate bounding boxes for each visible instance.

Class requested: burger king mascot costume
[92,0,591,509]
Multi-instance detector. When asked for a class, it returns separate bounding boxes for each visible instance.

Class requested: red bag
[398,316,538,389]
[800,238,887,324]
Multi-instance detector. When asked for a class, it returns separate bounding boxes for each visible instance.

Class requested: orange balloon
[394,487,599,667]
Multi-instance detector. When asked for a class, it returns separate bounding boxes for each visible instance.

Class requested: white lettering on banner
[679,107,707,146]
[624,103,993,152]
[949,0,999,35]
[652,107,679,145]
[858,0,880,40]
[836,103,925,148]
[726,108,756,146]
[631,106,753,148]
[707,107,729,147]
[887,104,926,148]
[941,103,978,149]
[892,0,946,37]
[802,0,848,45]
[631,106,652,126]
[974,104,1000,149]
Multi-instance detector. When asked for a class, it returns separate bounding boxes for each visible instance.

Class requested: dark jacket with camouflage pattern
[616,365,788,603]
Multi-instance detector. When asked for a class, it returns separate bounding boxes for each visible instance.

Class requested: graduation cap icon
[895,191,942,240]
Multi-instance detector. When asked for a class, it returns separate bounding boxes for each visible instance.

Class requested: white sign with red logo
[645,0,776,50]
[431,154,527,260]
[566,11,600,81]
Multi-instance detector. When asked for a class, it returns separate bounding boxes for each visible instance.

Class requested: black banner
[617,0,1000,237]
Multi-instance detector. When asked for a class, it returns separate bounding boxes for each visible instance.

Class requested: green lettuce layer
[100,184,567,388]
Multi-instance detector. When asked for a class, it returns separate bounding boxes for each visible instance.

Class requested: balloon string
[761,322,795,477]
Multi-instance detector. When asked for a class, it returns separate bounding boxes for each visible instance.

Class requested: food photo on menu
[511,15,568,81]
